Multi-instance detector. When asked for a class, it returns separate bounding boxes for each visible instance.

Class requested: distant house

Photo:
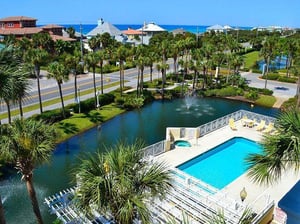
[206,24,225,33]
[0,16,75,41]
[122,28,144,40]
[138,22,166,36]
[172,28,187,36]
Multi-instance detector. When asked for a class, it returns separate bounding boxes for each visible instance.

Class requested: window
[7,23,14,28]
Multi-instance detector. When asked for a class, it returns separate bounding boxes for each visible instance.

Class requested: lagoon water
[0,98,277,224]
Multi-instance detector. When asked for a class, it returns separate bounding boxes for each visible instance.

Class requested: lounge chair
[262,123,274,134]
[256,120,266,131]
[229,118,237,130]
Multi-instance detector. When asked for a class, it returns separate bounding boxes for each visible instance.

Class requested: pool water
[177,137,262,189]
[174,140,191,147]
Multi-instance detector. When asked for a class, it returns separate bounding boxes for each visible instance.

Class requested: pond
[0,97,278,224]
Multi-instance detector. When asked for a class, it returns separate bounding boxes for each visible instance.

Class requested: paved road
[241,72,297,99]
[0,60,174,124]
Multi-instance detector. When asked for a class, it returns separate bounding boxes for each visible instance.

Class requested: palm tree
[260,36,278,89]
[24,48,49,114]
[65,51,81,100]
[0,118,57,224]
[115,45,128,96]
[47,62,69,118]
[74,140,173,224]
[11,67,31,119]
[85,51,100,107]
[246,110,300,186]
[97,50,106,94]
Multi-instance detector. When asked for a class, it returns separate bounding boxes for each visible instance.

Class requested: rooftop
[0,16,37,22]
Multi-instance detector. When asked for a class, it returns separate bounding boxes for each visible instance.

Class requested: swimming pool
[174,140,191,147]
[177,137,262,189]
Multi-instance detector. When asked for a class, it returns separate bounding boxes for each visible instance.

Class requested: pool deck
[156,120,300,211]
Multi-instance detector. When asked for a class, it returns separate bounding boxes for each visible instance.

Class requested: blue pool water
[177,137,262,189]
[174,140,191,147]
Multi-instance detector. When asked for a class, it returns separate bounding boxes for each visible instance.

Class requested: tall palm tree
[0,118,57,224]
[11,67,31,119]
[260,36,278,89]
[65,51,81,100]
[47,62,69,118]
[246,110,300,186]
[74,140,173,224]
[97,50,106,94]
[24,48,49,114]
[115,45,128,96]
[85,51,100,107]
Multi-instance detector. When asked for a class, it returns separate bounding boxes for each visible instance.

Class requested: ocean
[61,24,252,35]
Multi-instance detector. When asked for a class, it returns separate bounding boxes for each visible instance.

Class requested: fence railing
[140,109,276,157]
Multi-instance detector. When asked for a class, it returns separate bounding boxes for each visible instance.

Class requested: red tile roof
[122,28,144,35]
[0,16,37,22]
[0,27,42,35]
[42,24,64,29]
[50,34,76,42]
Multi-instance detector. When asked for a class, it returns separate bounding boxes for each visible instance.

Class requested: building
[138,22,166,36]
[0,16,75,41]
[206,24,225,33]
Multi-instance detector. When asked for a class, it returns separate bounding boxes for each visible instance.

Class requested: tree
[66,26,76,39]
[246,110,300,186]
[74,141,173,224]
[65,51,81,100]
[115,45,128,96]
[0,118,57,224]
[47,62,69,118]
[11,67,31,119]
[97,50,106,94]
[24,48,49,114]
[260,36,278,89]
[85,52,100,107]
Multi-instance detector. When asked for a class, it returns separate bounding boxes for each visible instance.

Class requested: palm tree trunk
[140,68,144,94]
[93,68,97,108]
[297,76,300,110]
[264,57,270,89]
[18,98,23,119]
[150,66,153,83]
[136,68,140,97]
[58,83,66,118]
[35,66,43,114]
[0,195,6,224]
[74,73,78,100]
[5,101,11,124]
[26,178,44,224]
[119,64,122,96]
[100,65,104,94]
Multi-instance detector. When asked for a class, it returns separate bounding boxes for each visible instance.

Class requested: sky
[1,0,300,28]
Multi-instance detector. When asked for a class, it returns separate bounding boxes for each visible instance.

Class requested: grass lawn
[55,104,126,142]
[255,95,276,107]
[244,51,261,69]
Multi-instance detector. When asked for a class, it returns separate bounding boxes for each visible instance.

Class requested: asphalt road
[0,60,174,123]
[241,72,297,98]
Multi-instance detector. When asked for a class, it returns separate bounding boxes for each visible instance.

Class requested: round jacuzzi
[174,140,191,147]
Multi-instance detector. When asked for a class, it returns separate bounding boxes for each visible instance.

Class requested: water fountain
[184,92,197,110]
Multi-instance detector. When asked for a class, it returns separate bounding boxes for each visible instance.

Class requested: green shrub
[277,76,297,83]
[115,96,125,106]
[33,109,71,123]
[123,97,145,109]
[244,90,259,100]
[262,73,279,80]
[281,97,297,111]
